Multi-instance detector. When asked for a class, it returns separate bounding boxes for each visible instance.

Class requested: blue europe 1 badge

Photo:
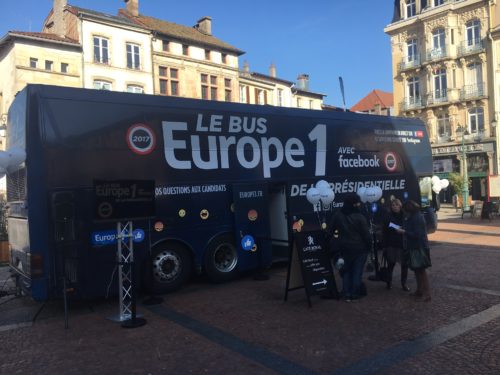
[241,235,255,252]
[92,229,145,246]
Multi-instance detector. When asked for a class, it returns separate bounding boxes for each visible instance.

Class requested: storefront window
[468,154,488,173]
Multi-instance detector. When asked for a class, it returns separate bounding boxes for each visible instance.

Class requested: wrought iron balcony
[437,133,452,144]
[471,130,486,141]
[426,90,448,105]
[399,55,421,72]
[460,82,485,100]
[457,38,485,56]
[400,97,423,111]
[426,47,448,62]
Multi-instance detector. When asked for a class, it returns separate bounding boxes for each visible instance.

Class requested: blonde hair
[391,198,402,208]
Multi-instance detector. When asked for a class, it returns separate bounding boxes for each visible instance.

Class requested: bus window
[419,177,432,207]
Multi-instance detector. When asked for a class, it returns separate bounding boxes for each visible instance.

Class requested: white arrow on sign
[312,279,327,286]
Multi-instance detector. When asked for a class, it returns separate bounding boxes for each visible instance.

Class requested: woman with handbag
[396,200,432,302]
[382,199,409,291]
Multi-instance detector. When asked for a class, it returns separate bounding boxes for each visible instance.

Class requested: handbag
[378,253,391,282]
[408,246,431,270]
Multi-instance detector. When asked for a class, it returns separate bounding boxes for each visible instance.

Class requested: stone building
[385,0,500,200]
[0,0,325,137]
[43,0,154,93]
[0,31,81,148]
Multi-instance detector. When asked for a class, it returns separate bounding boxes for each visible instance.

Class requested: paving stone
[0,204,499,374]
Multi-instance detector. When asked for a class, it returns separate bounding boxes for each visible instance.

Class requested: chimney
[196,16,212,36]
[53,0,67,37]
[296,74,310,91]
[243,61,250,73]
[269,63,276,78]
[124,0,139,17]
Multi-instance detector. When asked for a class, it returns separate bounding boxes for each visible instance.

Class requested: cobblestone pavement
[1,205,500,374]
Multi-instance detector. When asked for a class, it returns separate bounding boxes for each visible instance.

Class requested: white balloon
[373,186,383,201]
[315,180,330,190]
[440,179,449,189]
[357,187,367,203]
[432,184,442,194]
[0,152,9,169]
[431,175,440,185]
[365,187,378,203]
[319,187,335,205]
[306,187,321,205]
[7,147,26,168]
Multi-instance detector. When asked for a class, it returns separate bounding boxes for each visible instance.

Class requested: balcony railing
[457,38,485,56]
[426,47,448,62]
[426,89,448,105]
[460,82,485,100]
[470,130,486,141]
[437,133,453,144]
[399,55,421,72]
[400,97,423,111]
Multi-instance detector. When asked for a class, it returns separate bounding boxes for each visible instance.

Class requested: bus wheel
[151,243,192,294]
[204,234,238,283]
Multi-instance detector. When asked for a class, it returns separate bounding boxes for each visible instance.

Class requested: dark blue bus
[6,85,434,301]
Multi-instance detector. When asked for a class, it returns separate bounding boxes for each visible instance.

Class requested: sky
[0,0,395,108]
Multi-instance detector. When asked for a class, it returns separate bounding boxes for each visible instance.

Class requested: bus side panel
[151,185,234,269]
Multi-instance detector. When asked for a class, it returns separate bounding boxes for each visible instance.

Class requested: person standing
[382,199,410,291]
[329,193,372,302]
[396,200,432,302]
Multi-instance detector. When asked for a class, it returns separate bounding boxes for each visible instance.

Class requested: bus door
[232,183,272,271]
[268,183,289,261]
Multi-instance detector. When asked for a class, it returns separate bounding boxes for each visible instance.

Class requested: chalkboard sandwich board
[285,230,338,307]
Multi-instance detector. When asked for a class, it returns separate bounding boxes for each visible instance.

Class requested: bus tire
[204,234,238,283]
[150,242,192,294]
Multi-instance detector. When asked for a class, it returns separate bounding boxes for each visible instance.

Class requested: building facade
[0,0,325,139]
[385,0,500,200]
[0,31,81,148]
[43,1,154,94]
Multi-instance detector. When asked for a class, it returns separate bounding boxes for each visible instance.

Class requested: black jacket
[329,205,371,259]
[382,210,404,249]
[403,212,429,250]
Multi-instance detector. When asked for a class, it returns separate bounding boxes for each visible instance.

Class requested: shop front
[432,141,495,202]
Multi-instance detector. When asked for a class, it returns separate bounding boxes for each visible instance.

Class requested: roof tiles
[350,89,393,112]
[119,9,244,55]
[7,31,79,44]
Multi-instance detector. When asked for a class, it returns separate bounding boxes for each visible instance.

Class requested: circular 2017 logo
[384,152,398,172]
[126,123,156,155]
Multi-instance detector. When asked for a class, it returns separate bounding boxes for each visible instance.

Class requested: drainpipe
[79,13,85,88]
[151,31,156,95]
[487,1,499,174]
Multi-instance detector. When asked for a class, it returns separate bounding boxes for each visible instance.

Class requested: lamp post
[457,125,470,211]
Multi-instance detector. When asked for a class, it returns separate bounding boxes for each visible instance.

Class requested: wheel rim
[153,250,181,283]
[212,242,237,273]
